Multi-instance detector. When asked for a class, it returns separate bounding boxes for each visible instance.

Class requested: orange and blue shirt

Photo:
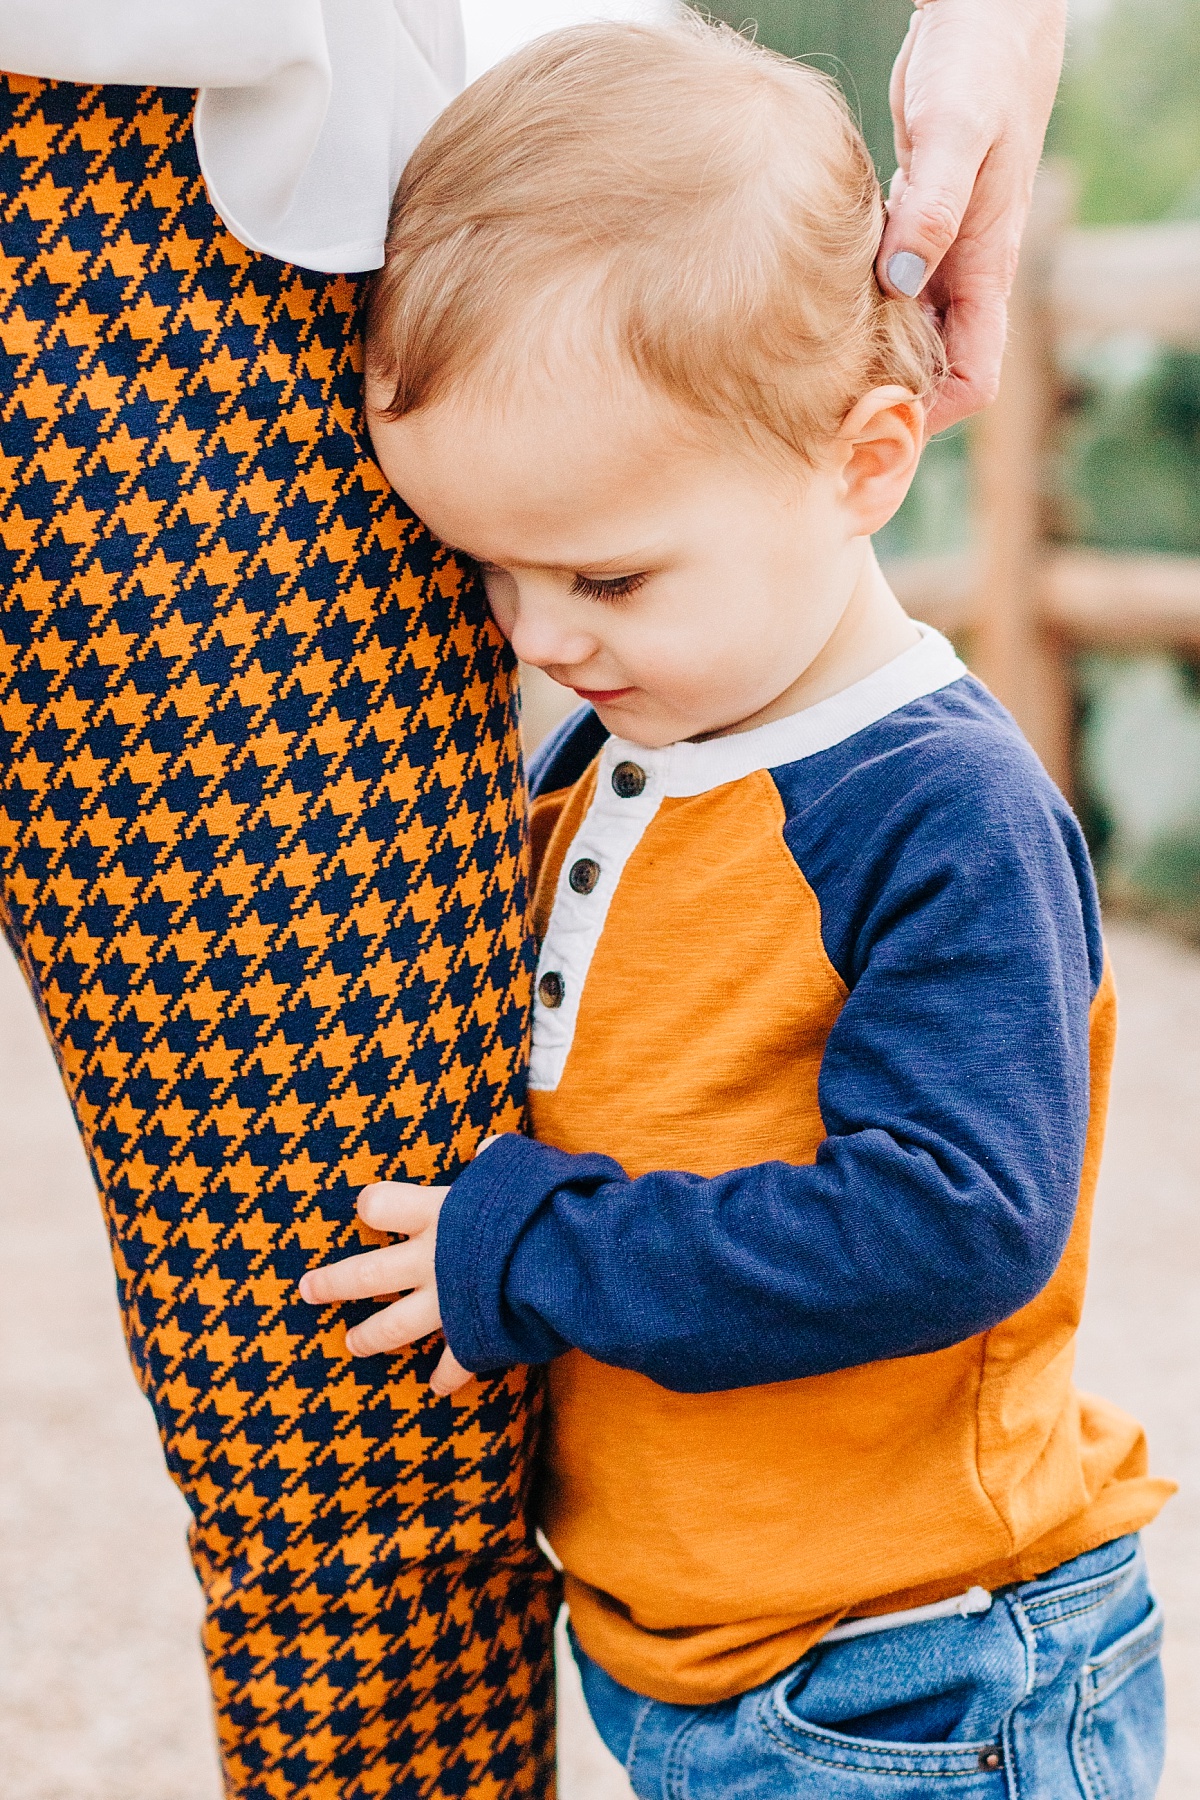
[438,626,1172,1706]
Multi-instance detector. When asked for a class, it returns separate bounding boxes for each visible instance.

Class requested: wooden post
[970,168,1075,794]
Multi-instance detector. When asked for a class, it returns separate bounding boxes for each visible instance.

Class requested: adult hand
[299,1182,474,1396]
[877,0,1068,433]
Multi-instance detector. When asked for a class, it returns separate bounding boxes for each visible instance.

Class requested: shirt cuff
[435,1133,623,1371]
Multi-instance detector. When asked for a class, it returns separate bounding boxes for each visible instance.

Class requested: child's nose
[507,603,598,673]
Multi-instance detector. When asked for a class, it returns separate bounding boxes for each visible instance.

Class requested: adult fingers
[878,121,989,299]
[888,9,918,173]
[357,1181,449,1234]
[429,1344,475,1397]
[299,1238,428,1306]
[925,282,1009,435]
[921,147,1025,432]
[344,1289,442,1358]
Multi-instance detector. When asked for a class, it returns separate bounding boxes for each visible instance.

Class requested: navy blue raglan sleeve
[438,697,1105,1391]
[525,701,607,796]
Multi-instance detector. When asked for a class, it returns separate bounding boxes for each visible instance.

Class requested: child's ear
[835,386,925,535]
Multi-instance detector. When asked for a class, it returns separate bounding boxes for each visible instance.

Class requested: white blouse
[0,1,465,272]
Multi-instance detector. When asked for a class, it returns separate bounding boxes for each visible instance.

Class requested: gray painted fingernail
[887,251,928,296]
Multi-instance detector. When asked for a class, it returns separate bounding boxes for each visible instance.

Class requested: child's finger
[357,1181,450,1232]
[343,1289,442,1358]
[299,1239,428,1306]
[429,1344,475,1397]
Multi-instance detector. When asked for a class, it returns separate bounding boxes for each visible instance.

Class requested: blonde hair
[369,16,944,463]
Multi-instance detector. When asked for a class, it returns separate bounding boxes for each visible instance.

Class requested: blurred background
[703,0,1200,937]
[2,2,1198,1797]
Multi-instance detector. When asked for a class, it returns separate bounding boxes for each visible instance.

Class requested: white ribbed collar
[598,625,967,801]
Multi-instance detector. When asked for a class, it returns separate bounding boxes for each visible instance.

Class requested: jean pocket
[1071,1598,1165,1800]
[758,1685,1007,1795]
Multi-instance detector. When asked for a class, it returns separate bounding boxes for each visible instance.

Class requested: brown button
[978,1750,1003,1772]
[611,761,647,799]
[569,858,600,895]
[538,971,564,1009]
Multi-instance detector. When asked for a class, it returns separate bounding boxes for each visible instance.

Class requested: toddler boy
[303,20,1173,1794]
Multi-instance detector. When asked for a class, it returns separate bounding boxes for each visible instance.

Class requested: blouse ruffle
[0,0,464,271]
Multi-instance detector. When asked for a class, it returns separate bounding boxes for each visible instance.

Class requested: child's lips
[572,685,635,704]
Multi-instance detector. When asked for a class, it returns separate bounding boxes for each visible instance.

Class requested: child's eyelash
[570,571,649,602]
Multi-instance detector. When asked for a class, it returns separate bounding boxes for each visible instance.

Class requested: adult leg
[0,76,554,1797]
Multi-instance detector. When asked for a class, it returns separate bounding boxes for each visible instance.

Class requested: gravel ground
[1,921,1196,1799]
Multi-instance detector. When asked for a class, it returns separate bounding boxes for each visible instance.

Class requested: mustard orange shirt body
[438,627,1172,1705]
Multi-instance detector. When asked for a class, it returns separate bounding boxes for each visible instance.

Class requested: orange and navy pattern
[0,77,555,1798]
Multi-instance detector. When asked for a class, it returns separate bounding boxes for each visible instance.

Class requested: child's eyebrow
[448,545,662,574]
[569,548,660,573]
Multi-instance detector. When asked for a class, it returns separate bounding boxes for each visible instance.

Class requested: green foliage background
[1051,0,1200,226]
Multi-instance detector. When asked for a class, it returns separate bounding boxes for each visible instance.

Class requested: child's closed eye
[570,571,649,603]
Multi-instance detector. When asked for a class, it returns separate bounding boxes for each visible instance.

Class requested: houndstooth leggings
[0,75,556,1800]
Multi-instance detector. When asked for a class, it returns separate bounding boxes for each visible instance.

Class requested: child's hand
[298,1183,473,1396]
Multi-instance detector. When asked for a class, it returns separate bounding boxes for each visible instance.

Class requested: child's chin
[601,707,677,750]
[591,696,632,727]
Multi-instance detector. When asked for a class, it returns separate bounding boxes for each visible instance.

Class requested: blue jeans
[571,1535,1165,1798]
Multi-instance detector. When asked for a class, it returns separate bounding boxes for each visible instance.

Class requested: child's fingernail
[298,1275,312,1301]
[886,251,927,296]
